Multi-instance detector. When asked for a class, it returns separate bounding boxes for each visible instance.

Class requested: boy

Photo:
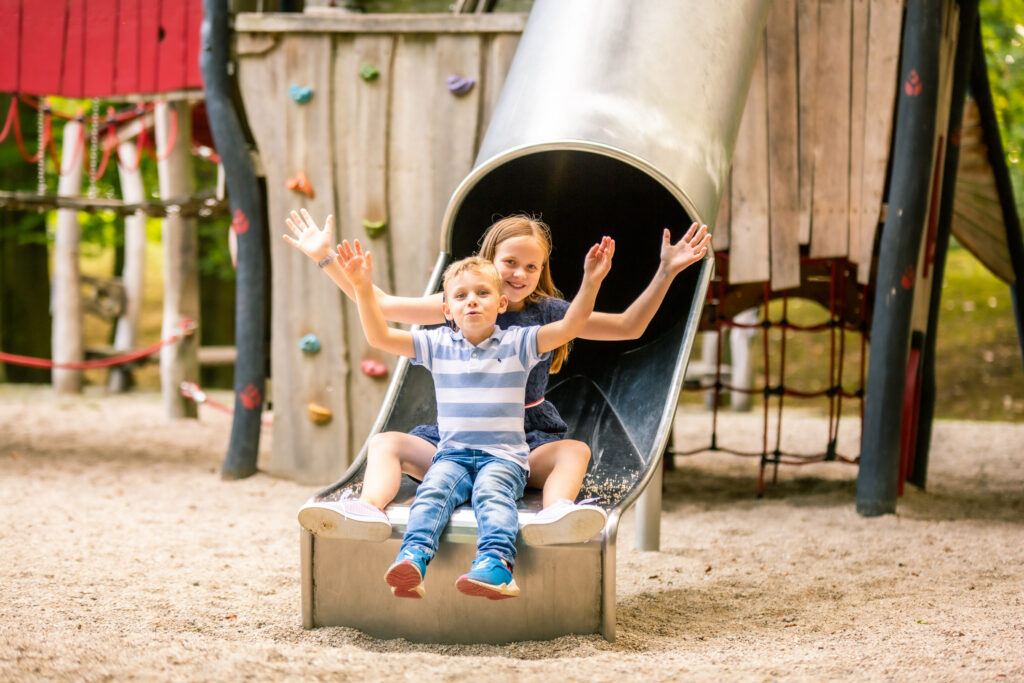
[335,236,612,599]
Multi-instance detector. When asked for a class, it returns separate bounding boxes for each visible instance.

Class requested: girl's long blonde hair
[478,215,570,373]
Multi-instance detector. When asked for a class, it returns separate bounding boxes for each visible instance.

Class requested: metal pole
[857,0,944,517]
[201,0,268,479]
[634,456,662,551]
[911,0,979,489]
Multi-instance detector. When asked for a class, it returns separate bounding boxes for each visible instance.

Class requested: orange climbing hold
[307,402,333,425]
[286,171,315,198]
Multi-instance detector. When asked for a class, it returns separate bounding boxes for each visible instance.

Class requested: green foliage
[979,0,1024,220]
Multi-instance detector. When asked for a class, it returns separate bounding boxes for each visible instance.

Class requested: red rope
[0,97,17,144]
[180,382,273,427]
[10,102,48,163]
[0,319,195,370]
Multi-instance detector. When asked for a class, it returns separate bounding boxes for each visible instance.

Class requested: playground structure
[1,0,1022,644]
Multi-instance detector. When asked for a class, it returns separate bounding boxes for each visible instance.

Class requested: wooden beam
[53,118,85,395]
[109,139,147,392]
[858,0,903,282]
[235,12,527,34]
[0,189,227,218]
[728,45,771,285]
[334,32,396,459]
[157,101,200,420]
[765,0,801,290]
[809,0,852,258]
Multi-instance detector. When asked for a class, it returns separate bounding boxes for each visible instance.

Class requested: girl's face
[492,235,547,311]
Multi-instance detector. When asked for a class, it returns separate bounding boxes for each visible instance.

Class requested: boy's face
[442,269,508,340]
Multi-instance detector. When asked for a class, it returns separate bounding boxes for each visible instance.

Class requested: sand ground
[1,386,1022,681]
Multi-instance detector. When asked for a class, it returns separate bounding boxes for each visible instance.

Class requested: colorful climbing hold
[361,359,388,378]
[299,334,321,354]
[904,70,922,97]
[900,265,915,290]
[307,402,333,425]
[240,383,262,410]
[289,84,314,104]
[231,208,250,235]
[446,74,475,96]
[286,171,315,198]
[362,219,387,239]
[360,63,380,81]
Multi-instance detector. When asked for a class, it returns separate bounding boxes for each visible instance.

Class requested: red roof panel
[0,0,205,97]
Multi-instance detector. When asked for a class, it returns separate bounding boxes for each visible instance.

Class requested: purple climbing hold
[446,74,475,96]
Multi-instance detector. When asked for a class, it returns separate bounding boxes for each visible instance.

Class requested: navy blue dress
[409,296,571,451]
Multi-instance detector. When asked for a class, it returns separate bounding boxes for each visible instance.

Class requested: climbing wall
[236,14,523,483]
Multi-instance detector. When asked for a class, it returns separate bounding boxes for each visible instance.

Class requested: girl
[285,210,709,545]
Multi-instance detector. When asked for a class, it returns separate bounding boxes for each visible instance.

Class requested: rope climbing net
[677,254,869,495]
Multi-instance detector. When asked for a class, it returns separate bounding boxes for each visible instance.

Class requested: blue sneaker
[385,549,428,599]
[456,552,520,600]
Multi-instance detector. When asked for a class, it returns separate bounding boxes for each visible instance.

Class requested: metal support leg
[634,457,662,551]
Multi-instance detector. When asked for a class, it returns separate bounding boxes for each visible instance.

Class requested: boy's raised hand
[583,236,615,283]
[661,222,710,275]
[337,239,374,289]
[283,209,335,261]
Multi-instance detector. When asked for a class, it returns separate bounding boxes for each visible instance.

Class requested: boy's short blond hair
[442,256,503,296]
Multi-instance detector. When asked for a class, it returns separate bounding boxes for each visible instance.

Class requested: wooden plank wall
[719,0,904,287]
[952,98,1015,283]
[236,17,521,483]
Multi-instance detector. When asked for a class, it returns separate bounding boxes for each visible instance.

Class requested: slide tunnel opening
[446,148,703,355]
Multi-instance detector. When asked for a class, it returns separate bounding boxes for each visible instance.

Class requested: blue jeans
[399,448,527,567]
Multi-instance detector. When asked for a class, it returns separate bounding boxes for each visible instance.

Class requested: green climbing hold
[360,63,380,82]
[363,219,387,238]
[288,84,314,104]
[299,333,321,354]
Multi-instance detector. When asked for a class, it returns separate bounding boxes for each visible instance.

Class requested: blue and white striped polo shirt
[411,324,548,470]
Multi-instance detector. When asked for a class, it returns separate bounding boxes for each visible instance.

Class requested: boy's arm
[283,209,446,326]
[337,241,416,358]
[537,237,614,353]
[579,223,709,341]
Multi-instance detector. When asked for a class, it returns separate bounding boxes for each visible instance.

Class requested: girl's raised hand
[661,222,710,275]
[283,209,336,261]
[337,239,374,288]
[583,236,615,283]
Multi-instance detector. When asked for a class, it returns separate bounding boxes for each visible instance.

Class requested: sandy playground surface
[1,385,1022,681]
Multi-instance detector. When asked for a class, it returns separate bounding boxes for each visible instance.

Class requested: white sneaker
[520,498,607,546]
[296,499,392,542]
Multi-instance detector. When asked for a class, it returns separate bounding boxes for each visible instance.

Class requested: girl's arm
[538,237,614,353]
[283,209,446,326]
[336,241,416,358]
[579,223,709,341]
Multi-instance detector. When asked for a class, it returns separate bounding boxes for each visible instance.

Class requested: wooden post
[857,0,942,517]
[730,308,758,412]
[109,139,147,392]
[912,1,978,488]
[52,118,85,394]
[203,0,268,479]
[156,101,199,419]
